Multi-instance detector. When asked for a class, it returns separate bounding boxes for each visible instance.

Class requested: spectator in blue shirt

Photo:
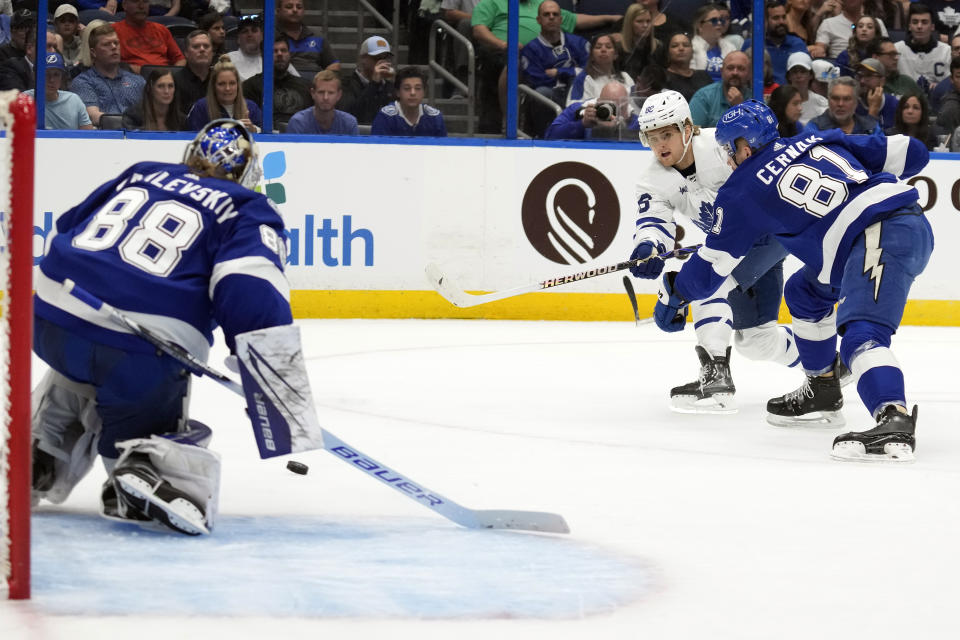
[71,24,146,128]
[741,0,809,85]
[805,75,883,135]
[286,69,359,135]
[856,57,898,130]
[372,66,447,137]
[545,80,639,140]
[187,55,263,132]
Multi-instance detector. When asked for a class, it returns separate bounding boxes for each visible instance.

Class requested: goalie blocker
[234,324,326,458]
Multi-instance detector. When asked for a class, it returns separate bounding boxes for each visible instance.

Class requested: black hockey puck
[286,460,309,475]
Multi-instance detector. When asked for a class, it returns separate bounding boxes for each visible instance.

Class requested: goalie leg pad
[104,434,221,535]
[31,369,103,505]
[234,324,326,458]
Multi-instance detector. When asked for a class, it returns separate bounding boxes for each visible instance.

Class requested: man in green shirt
[471,0,622,132]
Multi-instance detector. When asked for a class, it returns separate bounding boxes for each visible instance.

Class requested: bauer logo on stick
[521,162,620,265]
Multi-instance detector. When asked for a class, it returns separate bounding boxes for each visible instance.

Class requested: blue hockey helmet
[714,99,779,158]
[183,118,262,189]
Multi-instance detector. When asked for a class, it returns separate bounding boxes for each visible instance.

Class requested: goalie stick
[425,244,702,308]
[62,280,570,535]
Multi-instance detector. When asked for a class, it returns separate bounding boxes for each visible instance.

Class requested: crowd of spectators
[4,0,960,150]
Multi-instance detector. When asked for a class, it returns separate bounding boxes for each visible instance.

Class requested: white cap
[786,51,812,71]
[811,59,840,82]
[359,36,392,57]
[54,4,79,19]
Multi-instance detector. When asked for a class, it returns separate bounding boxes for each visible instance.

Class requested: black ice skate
[766,364,844,428]
[670,346,736,414]
[831,405,917,463]
[113,453,209,535]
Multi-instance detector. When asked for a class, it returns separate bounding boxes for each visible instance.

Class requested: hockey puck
[286,460,309,475]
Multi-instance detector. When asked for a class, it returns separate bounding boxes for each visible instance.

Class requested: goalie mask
[183,118,262,189]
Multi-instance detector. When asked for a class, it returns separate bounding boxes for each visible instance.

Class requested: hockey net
[0,91,35,600]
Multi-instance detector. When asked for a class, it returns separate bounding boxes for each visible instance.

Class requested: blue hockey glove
[654,271,688,332]
[629,241,666,279]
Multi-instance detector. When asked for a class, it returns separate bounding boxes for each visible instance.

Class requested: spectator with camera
[545,80,639,140]
[338,35,396,125]
[286,69,359,135]
[372,66,447,137]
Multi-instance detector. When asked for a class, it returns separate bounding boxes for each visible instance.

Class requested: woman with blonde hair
[187,55,262,132]
[75,19,108,72]
[617,4,662,81]
[691,3,739,82]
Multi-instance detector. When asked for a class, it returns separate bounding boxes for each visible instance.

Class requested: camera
[596,102,617,120]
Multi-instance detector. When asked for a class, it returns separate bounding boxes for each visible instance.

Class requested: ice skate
[766,365,844,428]
[112,453,209,535]
[831,405,917,463]
[670,346,737,414]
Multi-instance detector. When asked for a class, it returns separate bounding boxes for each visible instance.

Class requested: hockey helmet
[183,118,262,189]
[715,99,779,158]
[636,89,692,147]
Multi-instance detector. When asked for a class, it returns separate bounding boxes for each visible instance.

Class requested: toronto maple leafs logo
[939,7,960,27]
[693,201,719,234]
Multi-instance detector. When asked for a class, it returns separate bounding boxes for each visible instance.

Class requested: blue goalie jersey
[35,161,293,361]
[675,130,929,302]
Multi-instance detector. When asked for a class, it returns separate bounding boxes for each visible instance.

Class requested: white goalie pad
[105,435,222,532]
[31,369,103,505]
[234,324,326,458]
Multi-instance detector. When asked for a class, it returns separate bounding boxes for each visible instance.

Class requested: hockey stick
[62,280,570,534]
[425,244,702,308]
[622,275,640,325]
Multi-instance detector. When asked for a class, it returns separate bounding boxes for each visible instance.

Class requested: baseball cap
[45,52,67,74]
[11,9,36,28]
[811,59,840,82]
[54,5,79,20]
[359,36,392,57]
[858,58,883,75]
[786,51,812,72]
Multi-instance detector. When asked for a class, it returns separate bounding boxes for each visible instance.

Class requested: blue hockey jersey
[674,130,929,303]
[35,161,293,361]
[520,32,589,89]
[370,102,447,137]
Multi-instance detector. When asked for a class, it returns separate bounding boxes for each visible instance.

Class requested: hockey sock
[791,309,837,375]
[691,295,734,358]
[735,321,800,368]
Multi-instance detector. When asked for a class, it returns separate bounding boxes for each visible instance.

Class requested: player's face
[591,36,616,67]
[668,34,692,67]
[398,78,425,109]
[909,13,934,43]
[214,71,239,105]
[311,79,341,111]
[828,84,856,122]
[900,96,923,125]
[646,124,687,167]
[855,17,876,42]
[730,138,752,167]
[152,73,175,106]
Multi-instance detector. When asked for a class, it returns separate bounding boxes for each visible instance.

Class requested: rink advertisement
[25,137,960,324]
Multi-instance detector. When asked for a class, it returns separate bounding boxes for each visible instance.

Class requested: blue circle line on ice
[32,511,656,619]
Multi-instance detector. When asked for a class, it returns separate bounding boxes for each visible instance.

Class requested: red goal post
[1,90,35,600]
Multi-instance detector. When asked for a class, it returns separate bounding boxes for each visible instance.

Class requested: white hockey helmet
[637,89,692,147]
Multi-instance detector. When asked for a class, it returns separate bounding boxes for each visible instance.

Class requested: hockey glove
[629,241,666,279]
[654,271,688,333]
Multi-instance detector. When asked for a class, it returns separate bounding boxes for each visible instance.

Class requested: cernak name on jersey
[116,170,242,224]
[754,134,824,186]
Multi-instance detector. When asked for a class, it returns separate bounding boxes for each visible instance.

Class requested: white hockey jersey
[633,128,732,250]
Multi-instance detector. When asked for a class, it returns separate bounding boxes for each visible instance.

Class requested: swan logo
[521,162,619,265]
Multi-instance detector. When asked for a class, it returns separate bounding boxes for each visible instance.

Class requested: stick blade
[425,262,473,308]
[472,509,570,534]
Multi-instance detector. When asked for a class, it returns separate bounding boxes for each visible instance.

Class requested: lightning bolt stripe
[881,135,910,178]
[863,222,884,301]
[817,181,912,284]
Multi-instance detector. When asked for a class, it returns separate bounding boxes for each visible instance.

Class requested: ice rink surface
[4,318,959,639]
